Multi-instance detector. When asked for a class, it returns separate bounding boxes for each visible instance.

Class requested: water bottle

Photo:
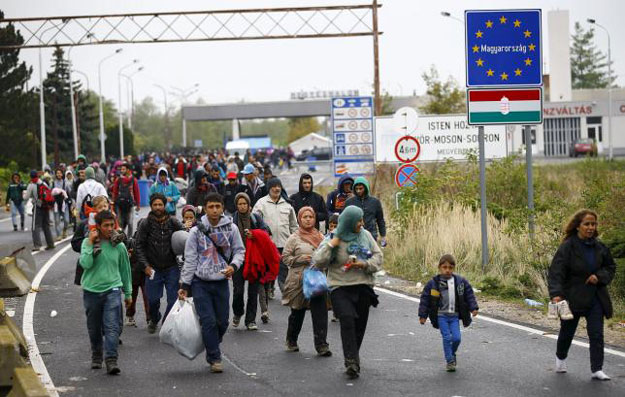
[524,298,544,307]
[88,212,96,230]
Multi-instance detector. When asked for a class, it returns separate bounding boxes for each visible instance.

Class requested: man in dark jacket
[5,172,27,231]
[186,169,216,209]
[289,173,328,232]
[326,174,354,217]
[135,193,183,333]
[344,176,386,246]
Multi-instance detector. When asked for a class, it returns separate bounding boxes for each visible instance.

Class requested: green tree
[0,10,39,169]
[287,117,321,143]
[570,21,616,89]
[419,65,465,114]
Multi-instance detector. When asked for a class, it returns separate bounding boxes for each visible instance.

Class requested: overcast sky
[3,0,624,113]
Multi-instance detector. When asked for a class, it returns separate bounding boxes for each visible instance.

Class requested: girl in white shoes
[548,209,616,381]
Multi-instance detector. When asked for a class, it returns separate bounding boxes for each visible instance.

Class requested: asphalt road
[3,172,625,396]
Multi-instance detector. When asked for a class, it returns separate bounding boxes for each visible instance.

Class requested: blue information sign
[465,9,542,87]
[331,96,375,177]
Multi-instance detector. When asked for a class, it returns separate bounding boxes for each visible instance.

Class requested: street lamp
[97,48,123,163]
[171,83,199,147]
[67,47,79,159]
[440,11,463,24]
[117,59,139,159]
[587,18,613,160]
[121,66,144,129]
[38,23,65,168]
[72,69,89,92]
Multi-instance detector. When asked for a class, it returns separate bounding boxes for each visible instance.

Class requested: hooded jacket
[149,167,180,214]
[326,174,354,217]
[344,177,386,240]
[75,174,108,212]
[289,173,328,231]
[252,192,298,249]
[186,169,216,208]
[135,212,183,271]
[181,214,245,289]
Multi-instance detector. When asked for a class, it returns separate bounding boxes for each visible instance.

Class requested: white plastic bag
[159,300,183,347]
[172,298,205,360]
[25,200,33,217]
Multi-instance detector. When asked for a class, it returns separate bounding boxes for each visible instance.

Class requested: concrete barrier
[7,367,49,397]
[0,256,31,297]
[0,325,26,387]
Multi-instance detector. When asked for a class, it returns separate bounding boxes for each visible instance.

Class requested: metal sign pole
[525,125,535,240]
[478,125,488,270]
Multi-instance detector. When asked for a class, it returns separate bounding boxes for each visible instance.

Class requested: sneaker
[246,322,258,331]
[261,312,269,324]
[31,246,41,252]
[91,355,103,369]
[591,370,611,381]
[232,315,241,327]
[345,364,360,379]
[105,359,120,375]
[125,316,137,327]
[285,341,299,352]
[209,361,223,373]
[557,300,574,321]
[13,225,18,231]
[446,361,456,372]
[268,289,275,300]
[45,245,55,250]
[555,357,567,373]
[317,345,332,357]
[147,320,158,334]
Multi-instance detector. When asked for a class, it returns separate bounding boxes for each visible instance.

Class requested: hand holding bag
[302,266,328,300]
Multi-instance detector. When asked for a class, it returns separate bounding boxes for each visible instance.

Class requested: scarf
[235,192,252,244]
[296,206,323,248]
[335,205,370,248]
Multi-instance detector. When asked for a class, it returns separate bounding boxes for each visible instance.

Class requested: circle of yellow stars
[471,15,536,81]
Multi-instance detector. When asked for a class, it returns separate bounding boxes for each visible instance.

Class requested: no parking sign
[395,163,420,188]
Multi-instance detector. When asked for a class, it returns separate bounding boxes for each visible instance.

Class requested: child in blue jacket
[418,254,479,372]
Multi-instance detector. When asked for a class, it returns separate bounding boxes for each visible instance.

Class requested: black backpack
[116,176,135,209]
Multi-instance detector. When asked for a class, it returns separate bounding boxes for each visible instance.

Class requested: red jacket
[243,229,280,283]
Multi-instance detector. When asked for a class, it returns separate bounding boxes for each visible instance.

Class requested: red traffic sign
[395,163,420,188]
[394,135,421,163]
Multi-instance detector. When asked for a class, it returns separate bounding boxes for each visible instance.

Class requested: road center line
[374,286,625,359]
[23,243,72,397]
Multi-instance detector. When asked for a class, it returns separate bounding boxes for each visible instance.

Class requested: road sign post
[465,9,543,269]
[395,163,420,188]
[332,96,375,177]
[394,135,421,163]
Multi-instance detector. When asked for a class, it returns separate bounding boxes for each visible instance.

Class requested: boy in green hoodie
[80,210,132,375]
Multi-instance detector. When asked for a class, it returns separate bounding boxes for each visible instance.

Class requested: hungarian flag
[467,88,542,124]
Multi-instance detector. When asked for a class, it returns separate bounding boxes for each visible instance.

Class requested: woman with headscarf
[232,192,271,328]
[313,205,383,379]
[281,207,331,356]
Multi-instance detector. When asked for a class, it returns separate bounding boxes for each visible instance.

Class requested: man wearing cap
[253,177,298,293]
[223,172,253,217]
[241,164,265,207]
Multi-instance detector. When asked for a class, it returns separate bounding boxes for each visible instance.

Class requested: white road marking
[374,286,625,359]
[23,243,72,397]
[32,235,73,256]
[222,354,257,377]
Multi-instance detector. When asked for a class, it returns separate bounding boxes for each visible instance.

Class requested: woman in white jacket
[252,177,297,294]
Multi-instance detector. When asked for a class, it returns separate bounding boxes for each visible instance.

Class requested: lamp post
[72,69,89,91]
[440,11,464,24]
[121,66,144,129]
[117,59,139,159]
[67,47,79,159]
[97,48,123,163]
[587,18,613,160]
[171,84,199,147]
[38,24,64,168]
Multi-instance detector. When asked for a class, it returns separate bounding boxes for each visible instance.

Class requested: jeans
[145,266,180,324]
[118,206,134,237]
[10,201,24,228]
[232,267,259,325]
[438,315,461,363]
[331,286,372,367]
[286,294,329,350]
[556,297,604,372]
[32,206,54,248]
[54,207,69,237]
[192,278,230,363]
[83,289,122,360]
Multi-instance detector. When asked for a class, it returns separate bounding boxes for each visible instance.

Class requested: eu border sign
[465,9,542,87]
